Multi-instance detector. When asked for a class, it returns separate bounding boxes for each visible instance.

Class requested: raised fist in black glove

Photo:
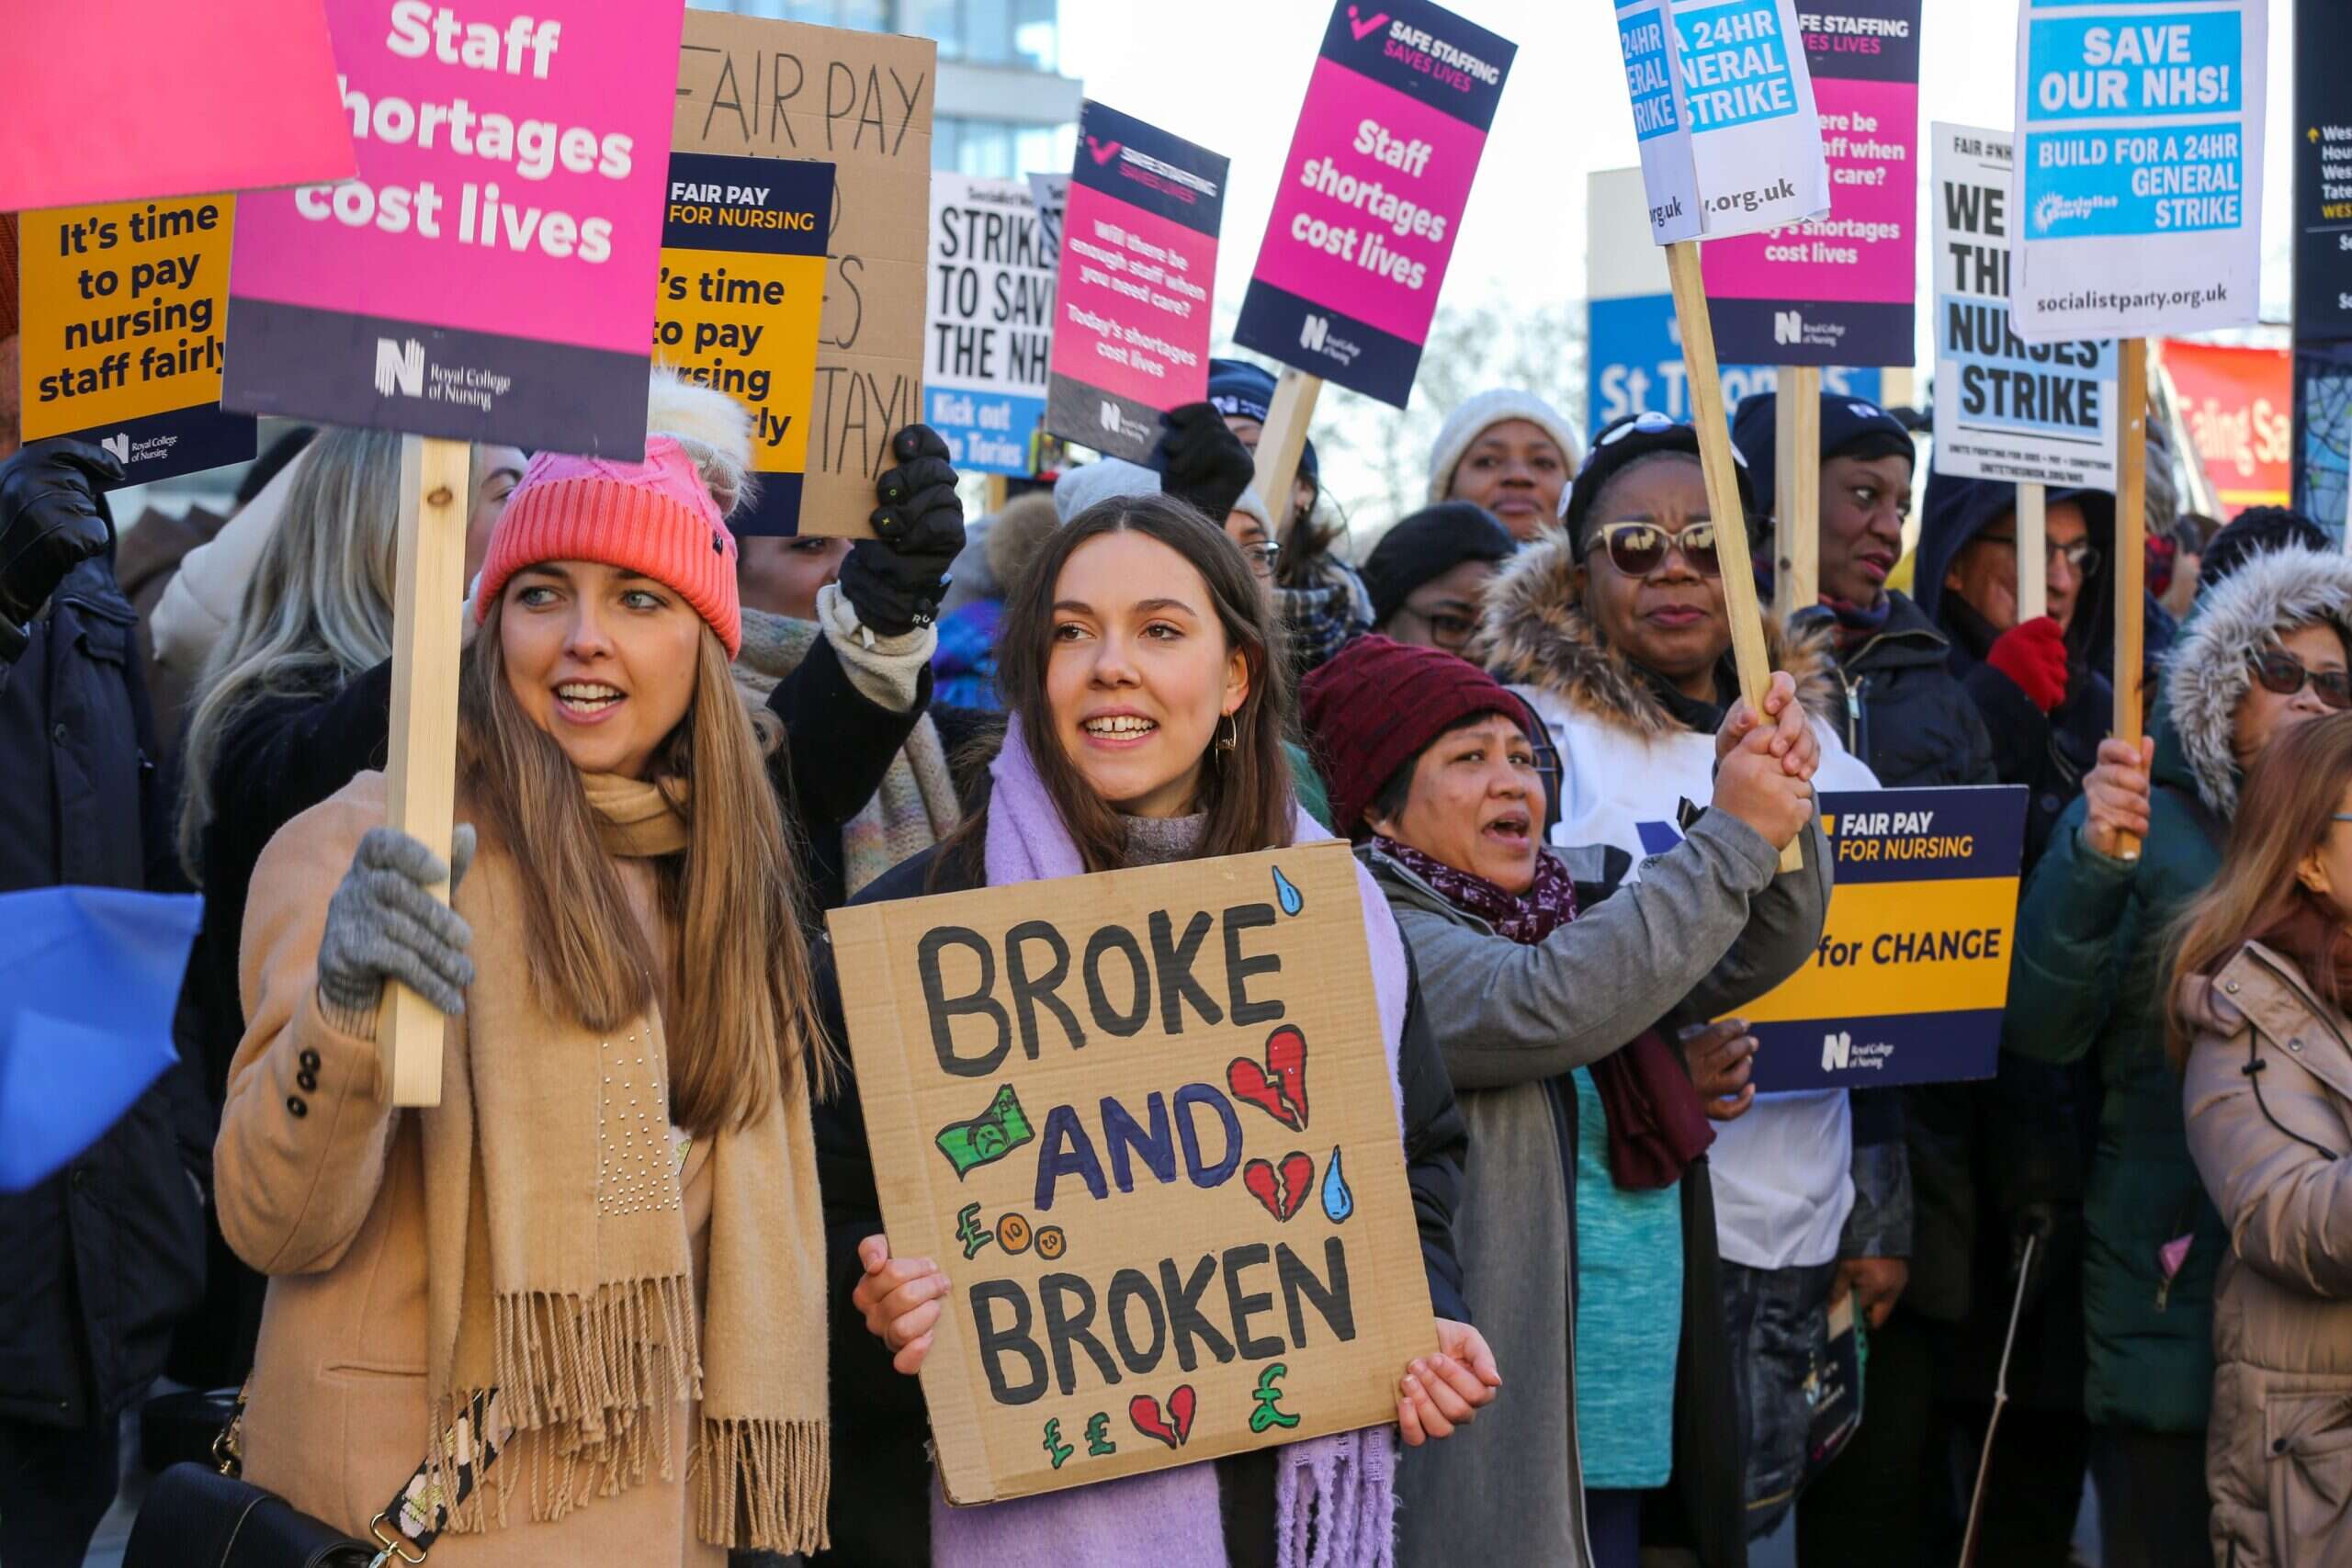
[836,425,966,636]
[0,439,122,664]
[1149,401,1255,525]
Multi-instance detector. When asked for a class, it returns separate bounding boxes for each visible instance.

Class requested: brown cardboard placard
[675,14,934,537]
[826,842,1435,1505]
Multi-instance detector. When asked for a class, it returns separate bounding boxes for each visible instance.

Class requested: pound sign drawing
[1043,1417,1073,1471]
[1250,1363,1301,1434]
[1085,1412,1115,1456]
[955,1201,995,1260]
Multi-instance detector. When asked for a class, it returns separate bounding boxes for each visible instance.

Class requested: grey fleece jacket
[1382,809,1829,1568]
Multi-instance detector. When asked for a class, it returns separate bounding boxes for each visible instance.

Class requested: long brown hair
[2167,709,2352,1068]
[946,492,1296,876]
[458,599,831,1132]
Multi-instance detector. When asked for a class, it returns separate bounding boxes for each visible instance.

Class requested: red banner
[2160,339,2292,517]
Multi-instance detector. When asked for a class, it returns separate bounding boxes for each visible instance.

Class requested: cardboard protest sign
[657,153,831,535]
[1046,103,1228,464]
[1586,168,1878,437]
[2161,339,2290,515]
[0,0,354,212]
[1611,0,1832,246]
[18,196,256,484]
[2011,0,2267,342]
[675,15,933,537]
[1930,123,2120,490]
[1701,0,1921,367]
[1230,0,1515,408]
[223,0,683,455]
[1724,786,2028,1091]
[827,843,1434,1505]
[926,175,1057,477]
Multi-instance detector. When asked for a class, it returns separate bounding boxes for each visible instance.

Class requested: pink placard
[0,0,355,212]
[229,0,682,355]
[1702,76,1917,306]
[1250,56,1486,348]
[1049,186,1218,412]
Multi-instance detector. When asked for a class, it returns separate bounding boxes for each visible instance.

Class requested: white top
[1521,682,1881,1270]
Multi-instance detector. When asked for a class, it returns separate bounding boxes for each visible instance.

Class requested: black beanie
[1362,502,1518,626]
[1730,389,1914,513]
[1207,356,1318,483]
[2199,506,2331,592]
[1564,412,1756,558]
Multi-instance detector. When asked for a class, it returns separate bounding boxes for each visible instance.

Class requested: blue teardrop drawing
[1272,865,1305,917]
[1321,1146,1353,1223]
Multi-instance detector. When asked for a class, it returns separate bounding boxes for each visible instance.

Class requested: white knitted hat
[1426,388,1585,505]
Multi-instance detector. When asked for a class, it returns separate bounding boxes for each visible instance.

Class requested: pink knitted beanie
[473,436,742,657]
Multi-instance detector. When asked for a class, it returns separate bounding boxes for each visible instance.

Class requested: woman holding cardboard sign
[808,493,1495,1566]
[213,388,836,1562]
[1299,633,1824,1568]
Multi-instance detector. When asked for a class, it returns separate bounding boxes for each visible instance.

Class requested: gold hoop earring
[1216,713,1238,752]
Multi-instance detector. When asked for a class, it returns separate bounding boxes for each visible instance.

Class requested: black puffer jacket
[0,554,209,1430]
[1804,592,1996,791]
[808,838,1470,1568]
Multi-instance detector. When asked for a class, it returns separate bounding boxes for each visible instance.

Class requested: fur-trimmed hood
[1469,525,1842,739]
[2165,545,2352,818]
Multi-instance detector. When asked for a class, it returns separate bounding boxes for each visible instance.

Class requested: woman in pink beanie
[209,378,965,1562]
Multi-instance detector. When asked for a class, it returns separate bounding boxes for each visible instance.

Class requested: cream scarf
[416,773,830,1552]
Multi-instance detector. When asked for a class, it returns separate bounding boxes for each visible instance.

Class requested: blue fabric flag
[0,887,202,1190]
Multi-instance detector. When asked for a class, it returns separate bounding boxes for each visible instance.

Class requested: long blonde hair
[458,599,831,1131]
[178,429,414,875]
[2167,710,2352,1068]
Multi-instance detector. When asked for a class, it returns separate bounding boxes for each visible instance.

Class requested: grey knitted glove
[315,826,478,1019]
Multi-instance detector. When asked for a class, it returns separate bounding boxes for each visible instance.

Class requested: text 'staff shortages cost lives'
[657,152,830,536]
[19,195,256,484]
[2011,0,2265,343]
[1702,0,1920,369]
[927,175,1058,477]
[1046,103,1227,464]
[1930,122,2119,491]
[1729,786,2027,1092]
[224,0,685,454]
[1232,0,1514,409]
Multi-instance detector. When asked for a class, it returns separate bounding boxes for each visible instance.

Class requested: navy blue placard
[1751,1009,2006,1092]
[1233,280,1425,408]
[1069,101,1228,240]
[1315,0,1517,132]
[44,400,257,490]
[662,152,831,257]
[1801,0,1920,86]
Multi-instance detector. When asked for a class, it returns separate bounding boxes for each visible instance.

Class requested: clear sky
[1059,0,2299,361]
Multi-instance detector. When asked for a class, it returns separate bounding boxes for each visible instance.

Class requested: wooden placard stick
[1772,365,1822,620]
[376,434,473,1106]
[1665,241,1804,874]
[2017,483,2048,623]
[2111,336,2151,863]
[1250,367,1324,532]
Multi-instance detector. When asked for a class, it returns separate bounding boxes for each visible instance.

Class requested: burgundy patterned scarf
[1372,837,1713,1190]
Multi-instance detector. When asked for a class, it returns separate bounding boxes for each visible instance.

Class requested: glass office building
[691,0,1080,177]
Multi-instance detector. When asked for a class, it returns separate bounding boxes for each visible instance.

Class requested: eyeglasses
[1981,533,2101,574]
[1239,540,1281,580]
[2252,650,2352,710]
[1597,520,1722,579]
[1391,604,1481,651]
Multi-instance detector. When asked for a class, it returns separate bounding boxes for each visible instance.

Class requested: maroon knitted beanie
[1300,635,1539,836]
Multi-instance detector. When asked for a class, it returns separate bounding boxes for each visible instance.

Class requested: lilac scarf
[930,715,1408,1568]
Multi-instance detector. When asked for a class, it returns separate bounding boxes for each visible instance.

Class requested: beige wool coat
[2181,942,2352,1568]
[215,774,724,1565]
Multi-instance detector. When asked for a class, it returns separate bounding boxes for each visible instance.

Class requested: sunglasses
[1982,533,2101,574]
[1597,520,1722,579]
[2252,650,2352,710]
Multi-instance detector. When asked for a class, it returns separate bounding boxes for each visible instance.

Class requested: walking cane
[1958,1232,2041,1568]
